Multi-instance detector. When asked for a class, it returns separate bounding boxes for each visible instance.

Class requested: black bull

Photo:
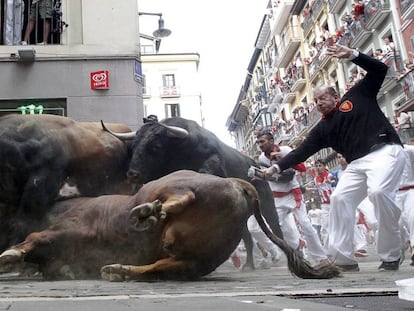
[0,114,135,251]
[102,117,282,270]
[102,117,337,278]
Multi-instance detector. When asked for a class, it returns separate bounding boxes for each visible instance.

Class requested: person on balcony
[21,0,53,45]
[261,44,405,272]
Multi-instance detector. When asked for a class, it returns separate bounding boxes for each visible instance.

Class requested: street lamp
[138,12,172,39]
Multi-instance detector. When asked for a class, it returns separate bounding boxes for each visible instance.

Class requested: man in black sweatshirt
[263,44,405,272]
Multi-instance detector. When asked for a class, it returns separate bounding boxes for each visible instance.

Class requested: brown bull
[0,170,254,280]
[0,170,341,280]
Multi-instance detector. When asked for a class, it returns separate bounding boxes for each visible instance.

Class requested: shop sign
[90,70,109,89]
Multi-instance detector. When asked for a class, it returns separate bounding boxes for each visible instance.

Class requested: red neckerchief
[315,170,329,184]
[321,99,341,120]
[265,145,281,161]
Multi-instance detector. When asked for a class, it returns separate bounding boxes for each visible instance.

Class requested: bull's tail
[236,179,341,279]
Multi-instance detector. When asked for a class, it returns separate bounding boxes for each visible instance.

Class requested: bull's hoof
[0,249,24,264]
[134,216,158,232]
[129,200,165,231]
[241,264,255,272]
[0,249,25,273]
[101,264,131,282]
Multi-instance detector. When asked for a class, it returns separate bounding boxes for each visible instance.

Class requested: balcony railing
[0,107,64,116]
[271,0,295,35]
[348,20,372,49]
[306,106,322,130]
[337,32,352,47]
[328,0,346,14]
[399,127,414,144]
[399,71,414,107]
[277,25,301,68]
[312,0,325,18]
[290,67,306,92]
[364,0,391,30]
[1,0,64,45]
[301,15,314,38]
[401,0,414,20]
[379,53,402,94]
[160,85,181,98]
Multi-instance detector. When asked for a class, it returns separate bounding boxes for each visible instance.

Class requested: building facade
[227,0,414,162]
[0,0,143,130]
[141,52,203,125]
[226,0,414,205]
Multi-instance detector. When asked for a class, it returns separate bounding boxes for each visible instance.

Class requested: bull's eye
[147,143,163,155]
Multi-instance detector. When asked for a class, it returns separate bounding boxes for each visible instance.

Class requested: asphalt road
[0,245,413,310]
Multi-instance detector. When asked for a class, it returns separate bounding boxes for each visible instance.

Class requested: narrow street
[0,245,413,310]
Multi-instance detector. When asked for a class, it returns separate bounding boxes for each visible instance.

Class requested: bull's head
[100,120,189,140]
[101,119,190,184]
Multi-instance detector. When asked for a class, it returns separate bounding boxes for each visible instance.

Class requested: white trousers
[275,194,328,261]
[327,144,405,265]
[247,215,280,259]
[320,203,330,247]
[397,189,414,251]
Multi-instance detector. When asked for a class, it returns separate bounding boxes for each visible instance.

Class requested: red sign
[90,70,109,89]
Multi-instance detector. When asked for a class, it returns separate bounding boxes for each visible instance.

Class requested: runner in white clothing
[256,131,331,267]
[397,144,414,266]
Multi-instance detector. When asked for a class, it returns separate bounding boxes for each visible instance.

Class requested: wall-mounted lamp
[18,47,36,62]
[138,12,171,53]
[138,12,172,38]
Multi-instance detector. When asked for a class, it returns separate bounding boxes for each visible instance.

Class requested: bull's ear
[159,124,189,138]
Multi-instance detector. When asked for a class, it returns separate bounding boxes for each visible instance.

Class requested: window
[165,103,180,118]
[142,74,148,95]
[162,74,176,87]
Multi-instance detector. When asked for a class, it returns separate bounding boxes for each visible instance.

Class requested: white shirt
[259,145,300,192]
[397,112,411,129]
[308,208,322,226]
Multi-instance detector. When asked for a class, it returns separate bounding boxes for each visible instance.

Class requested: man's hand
[270,151,282,160]
[326,44,353,59]
[262,165,280,180]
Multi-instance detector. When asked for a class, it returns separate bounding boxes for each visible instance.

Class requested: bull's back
[139,171,252,276]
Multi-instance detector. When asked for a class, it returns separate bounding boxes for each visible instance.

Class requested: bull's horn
[159,123,189,138]
[101,120,136,140]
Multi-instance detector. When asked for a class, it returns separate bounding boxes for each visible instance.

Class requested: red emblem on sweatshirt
[339,100,353,112]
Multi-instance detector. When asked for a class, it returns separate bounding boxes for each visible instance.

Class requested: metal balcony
[277,25,301,68]
[401,0,414,20]
[301,15,314,39]
[399,127,414,144]
[306,107,322,130]
[290,67,306,92]
[274,126,294,145]
[328,0,346,14]
[271,0,295,35]
[308,52,324,82]
[364,0,391,30]
[337,33,352,47]
[395,71,414,112]
[312,0,326,19]
[159,85,180,98]
[348,21,372,49]
[379,54,401,94]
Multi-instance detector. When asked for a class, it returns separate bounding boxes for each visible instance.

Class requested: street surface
[0,245,413,310]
